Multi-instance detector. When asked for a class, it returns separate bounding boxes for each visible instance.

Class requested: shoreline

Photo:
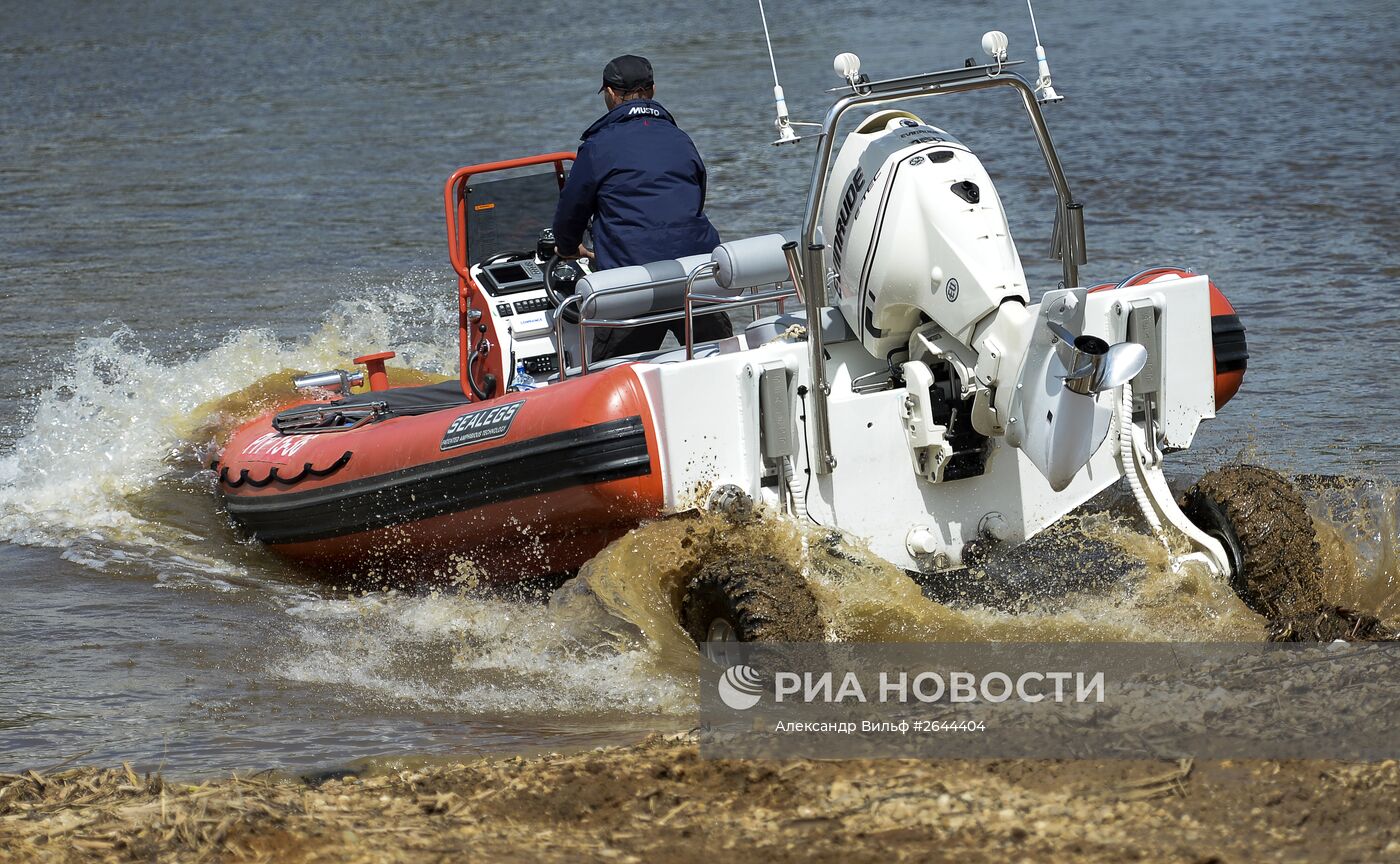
[4,734,1396,862]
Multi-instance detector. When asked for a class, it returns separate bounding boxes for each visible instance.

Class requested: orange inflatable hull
[1089,268,1247,409]
[214,366,664,583]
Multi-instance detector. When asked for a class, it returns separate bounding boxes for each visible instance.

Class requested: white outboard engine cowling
[820,111,1029,357]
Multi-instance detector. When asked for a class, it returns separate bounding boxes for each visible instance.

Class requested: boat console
[477,258,544,296]
[471,246,588,381]
[452,165,594,381]
[448,156,809,395]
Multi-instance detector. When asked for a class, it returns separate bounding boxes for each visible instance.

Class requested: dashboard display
[489,263,529,284]
[481,259,544,295]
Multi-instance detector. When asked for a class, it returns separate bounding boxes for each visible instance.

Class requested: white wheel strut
[1117,383,1231,578]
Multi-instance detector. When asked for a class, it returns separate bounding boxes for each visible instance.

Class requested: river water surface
[2,0,1397,775]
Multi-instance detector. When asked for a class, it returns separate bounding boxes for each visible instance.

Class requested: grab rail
[682,263,797,360]
[554,262,799,379]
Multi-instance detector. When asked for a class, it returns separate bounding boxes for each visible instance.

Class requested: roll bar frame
[797,64,1082,474]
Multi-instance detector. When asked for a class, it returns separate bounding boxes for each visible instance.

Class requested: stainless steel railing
[553,263,798,379]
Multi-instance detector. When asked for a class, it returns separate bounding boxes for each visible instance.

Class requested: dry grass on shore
[3,734,1398,863]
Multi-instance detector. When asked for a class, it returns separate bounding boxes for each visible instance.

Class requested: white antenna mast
[757,0,800,143]
[1027,0,1064,103]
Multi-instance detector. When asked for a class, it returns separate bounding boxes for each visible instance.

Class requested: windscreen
[463,169,566,267]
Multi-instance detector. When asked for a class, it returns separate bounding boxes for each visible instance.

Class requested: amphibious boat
[214,29,1323,641]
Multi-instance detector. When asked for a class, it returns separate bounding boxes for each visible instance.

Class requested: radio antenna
[1026,0,1064,103]
[757,0,799,142]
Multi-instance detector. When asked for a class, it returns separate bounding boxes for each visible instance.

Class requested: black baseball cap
[599,54,654,93]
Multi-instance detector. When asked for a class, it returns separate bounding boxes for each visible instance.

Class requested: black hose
[796,386,822,528]
[467,350,495,400]
[886,345,910,386]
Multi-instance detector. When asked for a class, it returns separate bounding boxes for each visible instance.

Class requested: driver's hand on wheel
[555,244,595,262]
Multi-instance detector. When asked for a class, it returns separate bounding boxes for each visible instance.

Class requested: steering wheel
[542,253,586,324]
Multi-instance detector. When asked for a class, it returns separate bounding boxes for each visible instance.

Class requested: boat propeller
[1046,321,1147,396]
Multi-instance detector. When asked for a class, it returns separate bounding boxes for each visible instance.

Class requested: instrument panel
[472,250,589,381]
[479,259,544,295]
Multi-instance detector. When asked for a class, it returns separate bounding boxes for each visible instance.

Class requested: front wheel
[1181,464,1326,617]
[680,555,824,662]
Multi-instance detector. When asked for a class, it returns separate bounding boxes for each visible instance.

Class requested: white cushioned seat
[574,254,722,320]
[711,230,799,291]
[573,230,801,322]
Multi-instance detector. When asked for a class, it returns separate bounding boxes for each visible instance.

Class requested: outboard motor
[820,110,1149,491]
[820,111,1029,356]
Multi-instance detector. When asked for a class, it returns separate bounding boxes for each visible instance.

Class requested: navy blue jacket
[553,99,721,271]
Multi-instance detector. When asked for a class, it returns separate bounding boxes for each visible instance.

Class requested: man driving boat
[552,54,731,361]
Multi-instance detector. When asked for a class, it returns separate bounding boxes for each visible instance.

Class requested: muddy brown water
[1,0,1398,776]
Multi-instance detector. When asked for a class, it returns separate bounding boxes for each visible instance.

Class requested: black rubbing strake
[1212,313,1249,372]
[221,416,650,544]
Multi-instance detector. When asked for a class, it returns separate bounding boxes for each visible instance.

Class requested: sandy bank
[3,734,1397,863]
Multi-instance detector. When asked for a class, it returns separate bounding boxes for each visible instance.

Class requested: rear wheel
[680,555,823,662]
[1181,465,1325,617]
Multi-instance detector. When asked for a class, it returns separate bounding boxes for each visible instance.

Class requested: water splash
[266,496,1338,717]
[277,588,693,716]
[3,267,1396,728]
[0,273,457,585]
[1306,476,1400,618]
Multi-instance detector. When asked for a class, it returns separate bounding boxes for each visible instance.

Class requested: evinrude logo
[440,400,524,451]
[945,278,960,302]
[627,106,662,117]
[830,166,866,269]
